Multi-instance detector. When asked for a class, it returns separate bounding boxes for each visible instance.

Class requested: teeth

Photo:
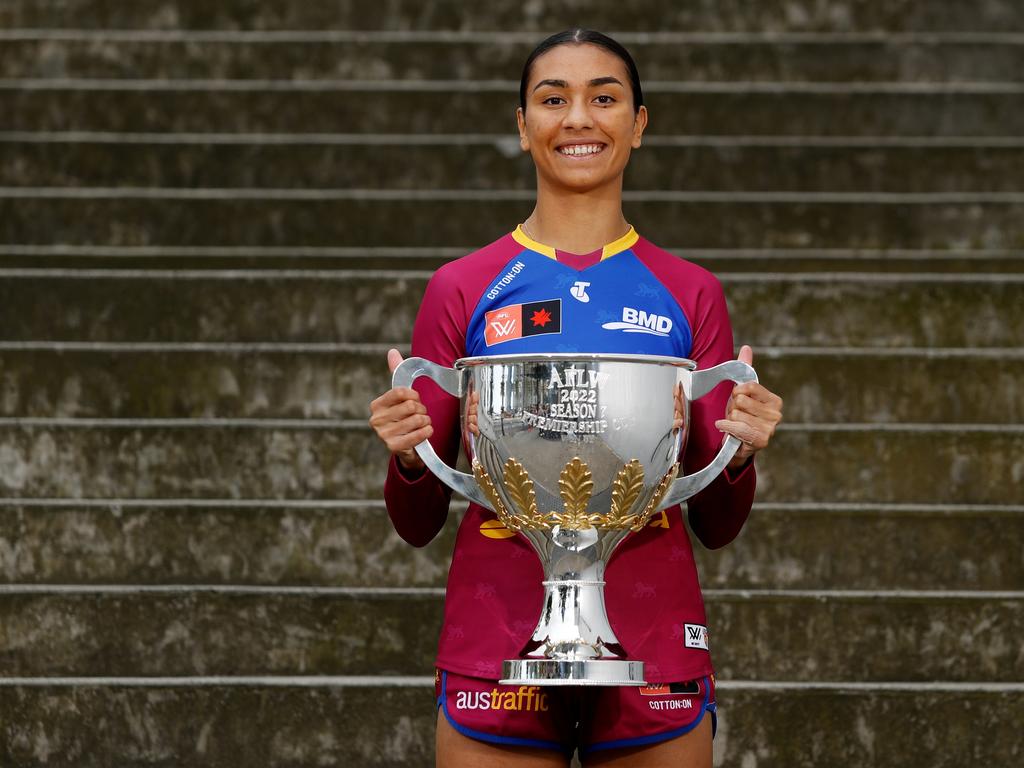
[560,144,603,156]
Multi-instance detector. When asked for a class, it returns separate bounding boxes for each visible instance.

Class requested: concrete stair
[5,35,1024,82]
[3,274,1023,345]
[2,346,1022,422]
[3,682,1019,768]
[1,1,1022,765]
[2,0,1023,33]
[1,586,1022,683]
[2,501,1021,591]
[5,87,1024,136]
[7,140,1024,194]
[1,421,1022,502]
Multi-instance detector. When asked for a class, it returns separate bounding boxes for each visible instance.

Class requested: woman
[369,29,784,767]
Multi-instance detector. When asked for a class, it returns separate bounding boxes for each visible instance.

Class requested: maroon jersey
[385,227,756,683]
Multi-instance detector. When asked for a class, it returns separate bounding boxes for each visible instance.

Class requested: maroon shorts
[435,668,716,756]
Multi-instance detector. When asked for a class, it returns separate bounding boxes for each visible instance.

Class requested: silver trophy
[392,353,756,686]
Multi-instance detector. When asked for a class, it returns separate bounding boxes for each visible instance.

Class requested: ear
[516,107,530,151]
[631,105,648,149]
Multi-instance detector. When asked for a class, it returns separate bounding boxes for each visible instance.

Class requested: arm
[382,267,466,547]
[683,278,757,550]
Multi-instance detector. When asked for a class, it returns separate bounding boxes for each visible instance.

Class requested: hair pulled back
[519,28,644,114]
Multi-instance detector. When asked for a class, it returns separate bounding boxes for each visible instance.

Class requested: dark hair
[519,28,644,114]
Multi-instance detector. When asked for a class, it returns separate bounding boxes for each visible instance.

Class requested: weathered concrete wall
[1,1,1022,765]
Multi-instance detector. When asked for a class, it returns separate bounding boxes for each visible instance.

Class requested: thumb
[737,344,754,366]
[387,348,404,374]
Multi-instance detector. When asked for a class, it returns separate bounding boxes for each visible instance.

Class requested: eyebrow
[532,76,624,93]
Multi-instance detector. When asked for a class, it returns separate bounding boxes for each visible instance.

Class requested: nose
[563,97,594,130]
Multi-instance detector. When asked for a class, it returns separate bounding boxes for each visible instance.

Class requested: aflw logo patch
[484,299,561,346]
[684,623,710,650]
[601,306,673,337]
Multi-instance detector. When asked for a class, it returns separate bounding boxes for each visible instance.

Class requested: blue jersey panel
[466,249,693,358]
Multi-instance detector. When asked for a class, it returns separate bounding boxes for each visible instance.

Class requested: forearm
[686,458,756,549]
[384,453,452,547]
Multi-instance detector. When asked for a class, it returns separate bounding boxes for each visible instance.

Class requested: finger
[724,408,779,443]
[369,386,422,414]
[369,399,426,429]
[715,419,768,449]
[387,348,404,374]
[376,414,433,441]
[723,407,770,434]
[737,344,753,367]
[369,400,428,428]
[729,393,783,423]
[731,382,783,408]
[385,424,434,453]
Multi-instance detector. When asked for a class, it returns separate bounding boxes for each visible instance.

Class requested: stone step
[0,423,1020,504]
[2,272,1020,347]
[2,0,1022,33]
[1,346,1021,424]
[3,245,1023,273]
[0,681,1021,768]
[1,501,1020,592]
[3,87,1022,136]
[4,139,1024,193]
[1,587,1020,682]
[5,37,1023,83]
[4,195,1023,250]
[0,679,439,767]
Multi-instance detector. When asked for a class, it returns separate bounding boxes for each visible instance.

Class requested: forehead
[526,43,631,88]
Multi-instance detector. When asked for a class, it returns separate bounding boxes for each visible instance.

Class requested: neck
[523,179,630,255]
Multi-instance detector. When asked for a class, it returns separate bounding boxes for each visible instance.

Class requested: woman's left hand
[716,345,784,468]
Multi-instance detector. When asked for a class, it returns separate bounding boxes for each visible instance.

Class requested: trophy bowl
[393,353,756,686]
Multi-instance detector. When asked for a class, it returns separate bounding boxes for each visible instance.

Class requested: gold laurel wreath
[473,456,678,532]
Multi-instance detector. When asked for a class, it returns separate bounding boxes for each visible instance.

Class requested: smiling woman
[367,28,784,768]
[516,32,648,246]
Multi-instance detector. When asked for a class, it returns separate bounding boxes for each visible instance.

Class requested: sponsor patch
[485,260,527,301]
[454,686,550,712]
[569,280,591,303]
[484,299,561,346]
[684,623,710,650]
[639,681,701,696]
[601,306,673,337]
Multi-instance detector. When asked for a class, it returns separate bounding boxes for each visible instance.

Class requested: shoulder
[630,235,725,299]
[430,232,523,290]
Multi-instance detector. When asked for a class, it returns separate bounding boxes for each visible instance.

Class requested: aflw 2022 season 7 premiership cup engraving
[392,354,756,686]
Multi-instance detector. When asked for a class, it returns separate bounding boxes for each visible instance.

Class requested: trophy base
[500,658,646,687]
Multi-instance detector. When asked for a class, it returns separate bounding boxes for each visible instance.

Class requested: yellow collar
[512,224,639,261]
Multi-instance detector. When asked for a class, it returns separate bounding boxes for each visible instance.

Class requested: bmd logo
[601,306,673,337]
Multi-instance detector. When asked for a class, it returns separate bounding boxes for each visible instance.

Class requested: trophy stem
[500,552,646,686]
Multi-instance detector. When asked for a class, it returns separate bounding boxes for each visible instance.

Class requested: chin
[545,171,621,195]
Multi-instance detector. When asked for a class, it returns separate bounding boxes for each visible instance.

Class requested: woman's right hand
[368,349,431,471]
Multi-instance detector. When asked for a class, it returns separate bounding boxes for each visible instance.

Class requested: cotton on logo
[601,306,673,336]
[569,281,591,303]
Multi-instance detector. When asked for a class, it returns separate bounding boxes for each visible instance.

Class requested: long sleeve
[383,265,467,547]
[682,275,757,549]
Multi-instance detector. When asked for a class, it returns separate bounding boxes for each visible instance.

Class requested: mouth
[556,142,606,158]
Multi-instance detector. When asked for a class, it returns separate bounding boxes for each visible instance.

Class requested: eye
[542,95,566,105]
[594,95,616,105]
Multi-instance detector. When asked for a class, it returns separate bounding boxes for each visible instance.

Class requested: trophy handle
[661,360,759,508]
[390,356,495,510]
